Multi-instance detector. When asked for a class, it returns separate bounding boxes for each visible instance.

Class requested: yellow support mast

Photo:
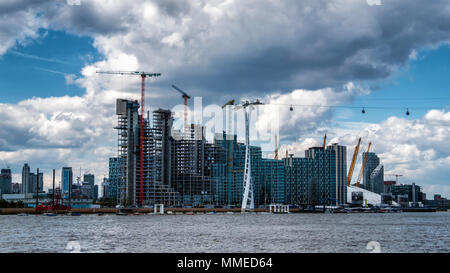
[347,137,362,186]
[274,134,279,160]
[355,142,372,187]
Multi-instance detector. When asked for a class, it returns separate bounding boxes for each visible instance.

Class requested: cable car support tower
[234,100,264,212]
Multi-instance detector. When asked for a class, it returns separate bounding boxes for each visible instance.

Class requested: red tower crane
[97,71,161,206]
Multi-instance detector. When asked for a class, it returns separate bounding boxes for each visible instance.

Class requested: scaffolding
[115,99,138,206]
[115,100,179,207]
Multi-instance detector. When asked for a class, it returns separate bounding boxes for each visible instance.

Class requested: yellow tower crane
[355,142,372,187]
[347,137,362,186]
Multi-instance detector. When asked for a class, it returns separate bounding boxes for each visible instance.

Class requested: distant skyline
[0,0,449,197]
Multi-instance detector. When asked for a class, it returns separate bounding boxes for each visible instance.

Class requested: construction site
[92,71,434,213]
[1,70,438,215]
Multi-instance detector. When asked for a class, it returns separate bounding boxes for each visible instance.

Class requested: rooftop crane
[222,99,235,135]
[171,84,191,134]
[222,99,235,108]
[355,142,372,187]
[386,174,403,184]
[96,70,161,207]
[322,134,327,149]
[2,160,10,169]
[347,137,362,186]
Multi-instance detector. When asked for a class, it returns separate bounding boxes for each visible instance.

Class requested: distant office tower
[12,183,21,194]
[62,167,73,199]
[84,174,95,186]
[81,173,95,199]
[101,177,109,199]
[383,180,396,194]
[0,169,12,195]
[93,185,99,200]
[108,157,122,201]
[363,152,384,194]
[29,172,44,193]
[327,143,347,205]
[22,163,31,193]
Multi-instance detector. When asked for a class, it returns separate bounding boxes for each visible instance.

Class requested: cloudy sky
[0,0,449,197]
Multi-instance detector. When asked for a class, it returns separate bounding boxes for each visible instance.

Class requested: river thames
[0,212,448,253]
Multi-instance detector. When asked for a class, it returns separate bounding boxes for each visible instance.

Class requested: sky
[0,0,449,198]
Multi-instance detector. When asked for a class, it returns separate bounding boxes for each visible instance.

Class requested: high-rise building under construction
[113,98,349,208]
[115,99,178,207]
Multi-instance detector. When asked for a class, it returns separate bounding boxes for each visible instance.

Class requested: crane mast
[274,134,279,160]
[347,137,362,186]
[355,142,372,187]
[96,70,161,206]
[322,134,327,149]
[171,85,191,134]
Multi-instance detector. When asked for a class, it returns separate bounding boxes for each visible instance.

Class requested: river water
[0,212,448,253]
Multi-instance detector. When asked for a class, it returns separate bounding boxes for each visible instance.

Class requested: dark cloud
[90,0,450,101]
[153,0,191,17]
[53,3,135,36]
[0,0,52,16]
[3,0,450,98]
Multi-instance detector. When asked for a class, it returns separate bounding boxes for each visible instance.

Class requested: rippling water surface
[0,212,448,253]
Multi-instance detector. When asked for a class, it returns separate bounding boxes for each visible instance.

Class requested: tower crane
[96,70,161,207]
[222,99,235,136]
[355,142,372,187]
[347,137,362,186]
[2,160,10,169]
[386,174,403,184]
[171,85,191,134]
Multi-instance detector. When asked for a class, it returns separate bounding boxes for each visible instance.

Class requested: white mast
[238,100,263,212]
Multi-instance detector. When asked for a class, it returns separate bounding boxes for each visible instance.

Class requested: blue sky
[334,45,450,123]
[0,30,102,103]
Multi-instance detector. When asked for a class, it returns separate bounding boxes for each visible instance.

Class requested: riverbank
[1,207,443,215]
[0,207,287,215]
